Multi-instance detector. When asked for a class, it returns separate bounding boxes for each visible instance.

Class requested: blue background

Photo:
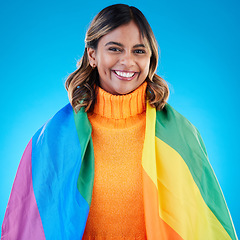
[0,0,239,236]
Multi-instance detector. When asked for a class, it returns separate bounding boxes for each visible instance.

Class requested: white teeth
[115,71,135,78]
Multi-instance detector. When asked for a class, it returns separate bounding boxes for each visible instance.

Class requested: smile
[113,70,137,80]
[115,70,135,77]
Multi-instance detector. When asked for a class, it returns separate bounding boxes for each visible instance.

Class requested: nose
[119,51,135,68]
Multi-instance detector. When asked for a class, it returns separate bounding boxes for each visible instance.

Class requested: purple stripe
[1,139,45,240]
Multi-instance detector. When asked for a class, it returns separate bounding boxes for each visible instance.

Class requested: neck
[93,82,147,119]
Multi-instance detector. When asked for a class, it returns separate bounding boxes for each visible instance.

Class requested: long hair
[65,4,169,113]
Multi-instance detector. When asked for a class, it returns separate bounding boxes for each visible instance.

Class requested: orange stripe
[142,168,183,240]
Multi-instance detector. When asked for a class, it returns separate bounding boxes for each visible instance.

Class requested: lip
[112,70,138,81]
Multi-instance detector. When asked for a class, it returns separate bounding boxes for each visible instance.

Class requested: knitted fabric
[83,82,147,239]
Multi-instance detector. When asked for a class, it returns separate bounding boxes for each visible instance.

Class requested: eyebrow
[105,41,146,48]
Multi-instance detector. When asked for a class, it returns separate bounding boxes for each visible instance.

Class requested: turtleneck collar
[93,82,147,120]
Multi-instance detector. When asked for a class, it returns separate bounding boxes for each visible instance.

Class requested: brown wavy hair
[65,4,169,113]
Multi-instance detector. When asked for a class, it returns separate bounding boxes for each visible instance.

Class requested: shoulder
[156,103,199,136]
[155,103,207,155]
[156,103,196,131]
[32,104,91,146]
[49,103,74,123]
[33,103,76,141]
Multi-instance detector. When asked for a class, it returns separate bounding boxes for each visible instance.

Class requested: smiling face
[87,21,152,95]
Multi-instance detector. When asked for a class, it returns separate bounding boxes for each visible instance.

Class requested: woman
[2,4,237,240]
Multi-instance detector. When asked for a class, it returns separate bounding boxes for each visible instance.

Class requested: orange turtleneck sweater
[82,82,147,239]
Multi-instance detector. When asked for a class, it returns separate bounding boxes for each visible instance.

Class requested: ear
[87,48,97,68]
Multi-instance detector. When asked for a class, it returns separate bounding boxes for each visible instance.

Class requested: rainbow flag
[1,103,237,239]
[142,103,237,239]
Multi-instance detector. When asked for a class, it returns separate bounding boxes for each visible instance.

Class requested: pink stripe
[1,139,45,240]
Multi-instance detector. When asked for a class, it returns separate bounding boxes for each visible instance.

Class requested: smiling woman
[87,21,151,95]
[1,3,237,240]
[65,4,169,113]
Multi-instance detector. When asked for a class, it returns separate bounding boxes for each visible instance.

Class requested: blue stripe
[32,104,90,239]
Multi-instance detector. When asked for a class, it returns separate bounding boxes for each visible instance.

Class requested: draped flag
[1,104,94,239]
[142,103,237,239]
[1,103,237,239]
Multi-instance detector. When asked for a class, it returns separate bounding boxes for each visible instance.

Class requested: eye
[108,47,122,52]
[134,49,146,54]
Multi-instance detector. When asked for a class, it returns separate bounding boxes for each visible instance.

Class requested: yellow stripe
[155,137,231,239]
[142,103,231,239]
[142,103,157,186]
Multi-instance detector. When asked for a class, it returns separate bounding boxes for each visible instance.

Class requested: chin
[114,85,138,95]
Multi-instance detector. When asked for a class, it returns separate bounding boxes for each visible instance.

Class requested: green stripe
[74,107,94,206]
[155,104,237,240]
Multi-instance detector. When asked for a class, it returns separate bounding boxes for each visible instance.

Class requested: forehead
[99,21,149,47]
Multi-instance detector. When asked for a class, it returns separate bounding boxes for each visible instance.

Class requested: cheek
[140,59,151,77]
[97,55,116,72]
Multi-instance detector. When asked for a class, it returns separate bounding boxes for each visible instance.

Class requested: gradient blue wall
[0,0,239,236]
